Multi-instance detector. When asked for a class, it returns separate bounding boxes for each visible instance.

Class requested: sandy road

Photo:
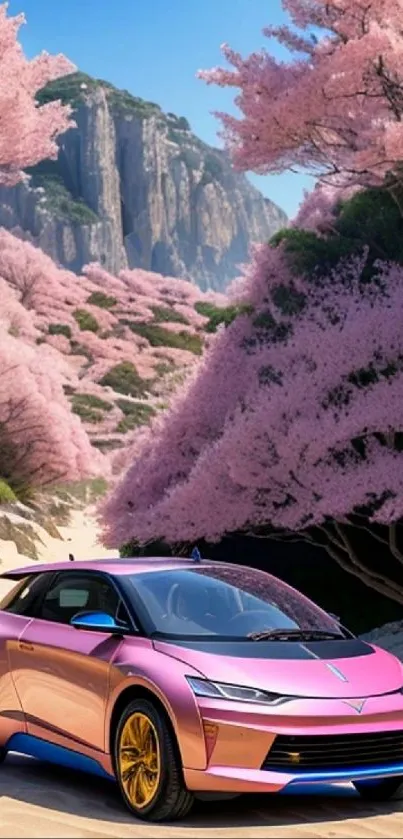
[1,754,402,839]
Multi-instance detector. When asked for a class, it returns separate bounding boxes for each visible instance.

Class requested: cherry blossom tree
[0,3,75,185]
[199,0,403,193]
[101,244,403,604]
[0,328,98,491]
[0,228,64,310]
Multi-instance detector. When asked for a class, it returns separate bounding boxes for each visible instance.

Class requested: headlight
[186,676,291,705]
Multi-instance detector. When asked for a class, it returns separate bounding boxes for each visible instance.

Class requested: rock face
[0,73,287,290]
[360,621,403,663]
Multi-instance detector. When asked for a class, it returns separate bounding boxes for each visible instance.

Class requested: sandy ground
[0,508,119,600]
[0,509,402,836]
[1,756,402,838]
[0,507,119,568]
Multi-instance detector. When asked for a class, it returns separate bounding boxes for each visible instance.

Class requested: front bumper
[184,761,403,794]
[183,693,403,794]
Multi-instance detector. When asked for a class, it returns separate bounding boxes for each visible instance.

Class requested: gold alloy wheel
[119,712,161,809]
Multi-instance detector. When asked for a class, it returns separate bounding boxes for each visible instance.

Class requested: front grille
[262,730,403,772]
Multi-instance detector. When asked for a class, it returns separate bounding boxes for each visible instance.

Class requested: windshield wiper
[247,628,344,642]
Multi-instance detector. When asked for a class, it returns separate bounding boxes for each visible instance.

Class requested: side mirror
[70,610,128,634]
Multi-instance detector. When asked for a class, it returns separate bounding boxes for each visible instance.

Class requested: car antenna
[68,553,75,562]
[191,546,201,563]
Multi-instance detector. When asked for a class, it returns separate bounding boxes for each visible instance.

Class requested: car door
[0,573,51,746]
[9,571,130,755]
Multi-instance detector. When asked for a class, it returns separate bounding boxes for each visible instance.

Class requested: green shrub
[101,323,127,340]
[86,291,117,309]
[72,393,112,423]
[69,341,94,361]
[0,478,17,504]
[167,114,191,131]
[195,301,253,332]
[150,305,189,325]
[92,439,125,452]
[107,88,161,117]
[154,361,177,376]
[125,321,203,355]
[270,186,403,284]
[205,153,224,178]
[73,309,100,332]
[37,71,160,115]
[36,72,100,108]
[271,284,307,316]
[54,477,109,503]
[87,477,109,499]
[270,227,355,280]
[27,168,98,225]
[177,148,201,170]
[116,400,156,432]
[99,361,150,397]
[48,323,72,339]
[336,187,403,265]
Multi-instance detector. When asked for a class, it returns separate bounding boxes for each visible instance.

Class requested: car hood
[154,637,403,699]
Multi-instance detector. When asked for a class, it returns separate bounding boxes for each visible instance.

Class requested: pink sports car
[1,557,403,822]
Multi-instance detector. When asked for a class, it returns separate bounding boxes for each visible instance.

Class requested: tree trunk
[246,519,403,607]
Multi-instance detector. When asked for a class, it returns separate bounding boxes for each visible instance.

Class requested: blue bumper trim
[5,733,114,780]
[285,762,403,785]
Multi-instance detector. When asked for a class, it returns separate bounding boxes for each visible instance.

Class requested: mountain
[0,73,287,291]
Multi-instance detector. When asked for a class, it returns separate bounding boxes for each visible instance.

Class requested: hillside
[0,230,234,470]
[0,72,287,292]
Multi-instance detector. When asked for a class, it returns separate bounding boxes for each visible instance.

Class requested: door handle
[19,642,34,652]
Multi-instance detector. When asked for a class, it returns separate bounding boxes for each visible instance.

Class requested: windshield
[123,564,345,640]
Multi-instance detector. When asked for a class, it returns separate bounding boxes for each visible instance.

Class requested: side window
[0,574,51,617]
[36,573,129,626]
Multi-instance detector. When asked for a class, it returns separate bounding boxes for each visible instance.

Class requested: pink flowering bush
[0,326,98,491]
[101,239,403,604]
[0,227,231,458]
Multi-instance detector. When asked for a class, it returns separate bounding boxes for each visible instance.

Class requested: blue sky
[10,0,314,218]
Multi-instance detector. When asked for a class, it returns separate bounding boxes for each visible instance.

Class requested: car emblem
[326,663,348,682]
[343,699,366,714]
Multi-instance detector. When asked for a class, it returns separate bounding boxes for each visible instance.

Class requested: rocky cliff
[0,73,287,290]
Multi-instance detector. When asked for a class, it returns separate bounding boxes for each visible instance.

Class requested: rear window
[0,574,49,616]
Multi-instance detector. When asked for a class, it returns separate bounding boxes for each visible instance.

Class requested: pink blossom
[0,4,74,185]
[101,246,403,547]
[0,329,98,489]
[199,1,403,190]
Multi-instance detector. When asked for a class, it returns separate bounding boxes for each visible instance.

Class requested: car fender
[105,637,209,770]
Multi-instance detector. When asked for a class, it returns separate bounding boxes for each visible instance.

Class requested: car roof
[0,557,215,580]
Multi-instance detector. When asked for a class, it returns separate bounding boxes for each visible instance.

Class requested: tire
[113,698,194,822]
[354,776,403,801]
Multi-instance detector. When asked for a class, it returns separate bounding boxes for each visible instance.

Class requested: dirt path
[1,754,402,838]
[0,508,119,600]
[51,508,119,562]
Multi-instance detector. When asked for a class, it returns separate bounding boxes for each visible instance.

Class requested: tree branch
[246,520,403,606]
[389,523,403,566]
